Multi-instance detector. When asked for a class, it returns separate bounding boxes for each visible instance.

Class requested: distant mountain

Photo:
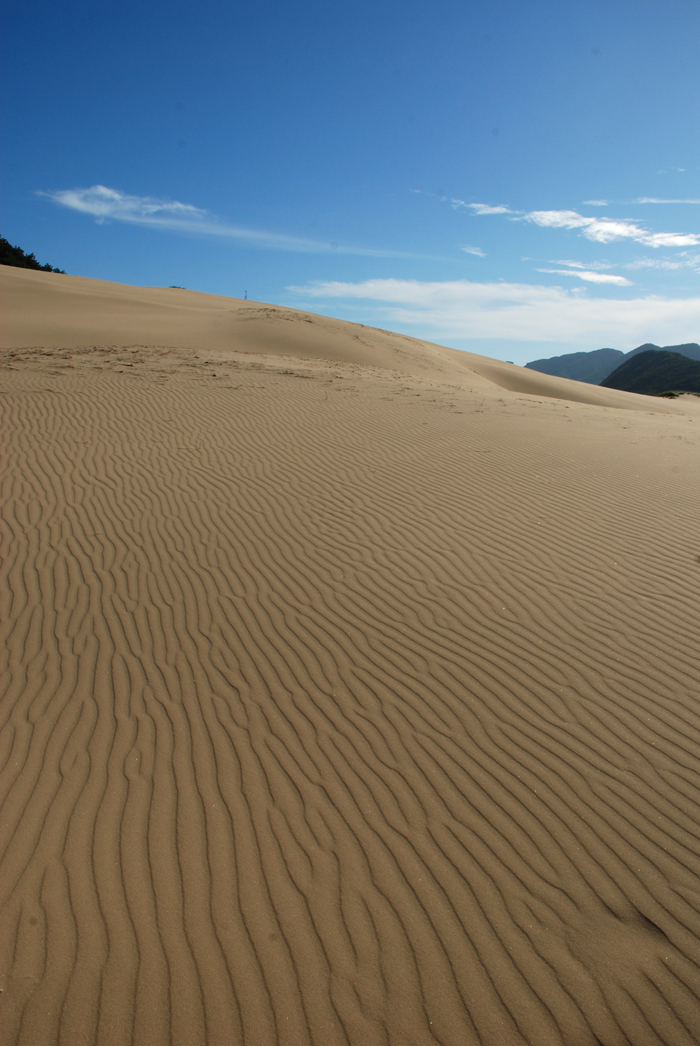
[600,349,700,396]
[524,348,624,384]
[624,342,700,363]
[525,342,700,384]
[0,235,65,273]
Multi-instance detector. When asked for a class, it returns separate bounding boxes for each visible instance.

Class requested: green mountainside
[600,349,700,396]
[0,235,65,273]
[525,342,700,384]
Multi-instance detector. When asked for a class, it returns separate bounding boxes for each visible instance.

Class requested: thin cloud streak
[466,198,700,248]
[551,259,614,270]
[636,197,700,204]
[536,269,632,285]
[555,254,700,272]
[44,185,208,222]
[290,277,700,347]
[468,202,515,215]
[412,190,515,215]
[521,209,699,247]
[626,256,699,270]
[42,185,439,259]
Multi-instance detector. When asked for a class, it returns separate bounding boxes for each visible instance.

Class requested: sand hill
[2,265,700,1046]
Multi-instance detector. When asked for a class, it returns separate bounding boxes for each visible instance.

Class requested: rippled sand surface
[2,268,700,1046]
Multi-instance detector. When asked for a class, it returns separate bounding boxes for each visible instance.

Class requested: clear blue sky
[4,0,700,363]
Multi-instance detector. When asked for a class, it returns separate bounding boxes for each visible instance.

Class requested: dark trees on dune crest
[0,235,65,273]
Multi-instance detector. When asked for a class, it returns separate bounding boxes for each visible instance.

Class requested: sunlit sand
[2,266,700,1045]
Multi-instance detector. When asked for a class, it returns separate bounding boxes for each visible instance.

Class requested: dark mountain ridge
[526,342,700,384]
[524,348,624,384]
[600,349,700,396]
[625,342,700,363]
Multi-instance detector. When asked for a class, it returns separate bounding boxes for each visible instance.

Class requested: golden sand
[2,266,700,1045]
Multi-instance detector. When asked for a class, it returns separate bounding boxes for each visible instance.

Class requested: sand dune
[2,267,700,1046]
[4,266,699,414]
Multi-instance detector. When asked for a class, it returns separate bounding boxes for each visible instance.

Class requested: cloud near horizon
[536,268,632,285]
[42,185,436,259]
[289,277,700,347]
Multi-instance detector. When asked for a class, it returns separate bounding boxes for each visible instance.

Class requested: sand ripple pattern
[2,363,700,1046]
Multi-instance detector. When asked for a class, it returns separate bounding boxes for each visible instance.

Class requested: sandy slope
[4,266,700,414]
[2,267,700,1046]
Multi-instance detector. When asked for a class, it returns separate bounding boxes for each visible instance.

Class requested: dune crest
[3,266,699,413]
[2,268,700,1045]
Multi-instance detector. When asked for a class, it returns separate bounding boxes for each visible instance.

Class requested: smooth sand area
[2,266,700,1046]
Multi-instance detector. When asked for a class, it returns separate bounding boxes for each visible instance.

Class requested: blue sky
[4,0,700,363]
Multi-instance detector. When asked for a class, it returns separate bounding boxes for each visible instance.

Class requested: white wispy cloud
[462,245,486,257]
[625,254,700,270]
[469,202,515,215]
[521,209,700,247]
[636,197,700,204]
[465,198,700,249]
[537,269,632,285]
[42,185,436,259]
[289,277,700,347]
[413,190,515,215]
[44,185,208,223]
[416,190,700,261]
[551,258,613,270]
[559,253,700,273]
